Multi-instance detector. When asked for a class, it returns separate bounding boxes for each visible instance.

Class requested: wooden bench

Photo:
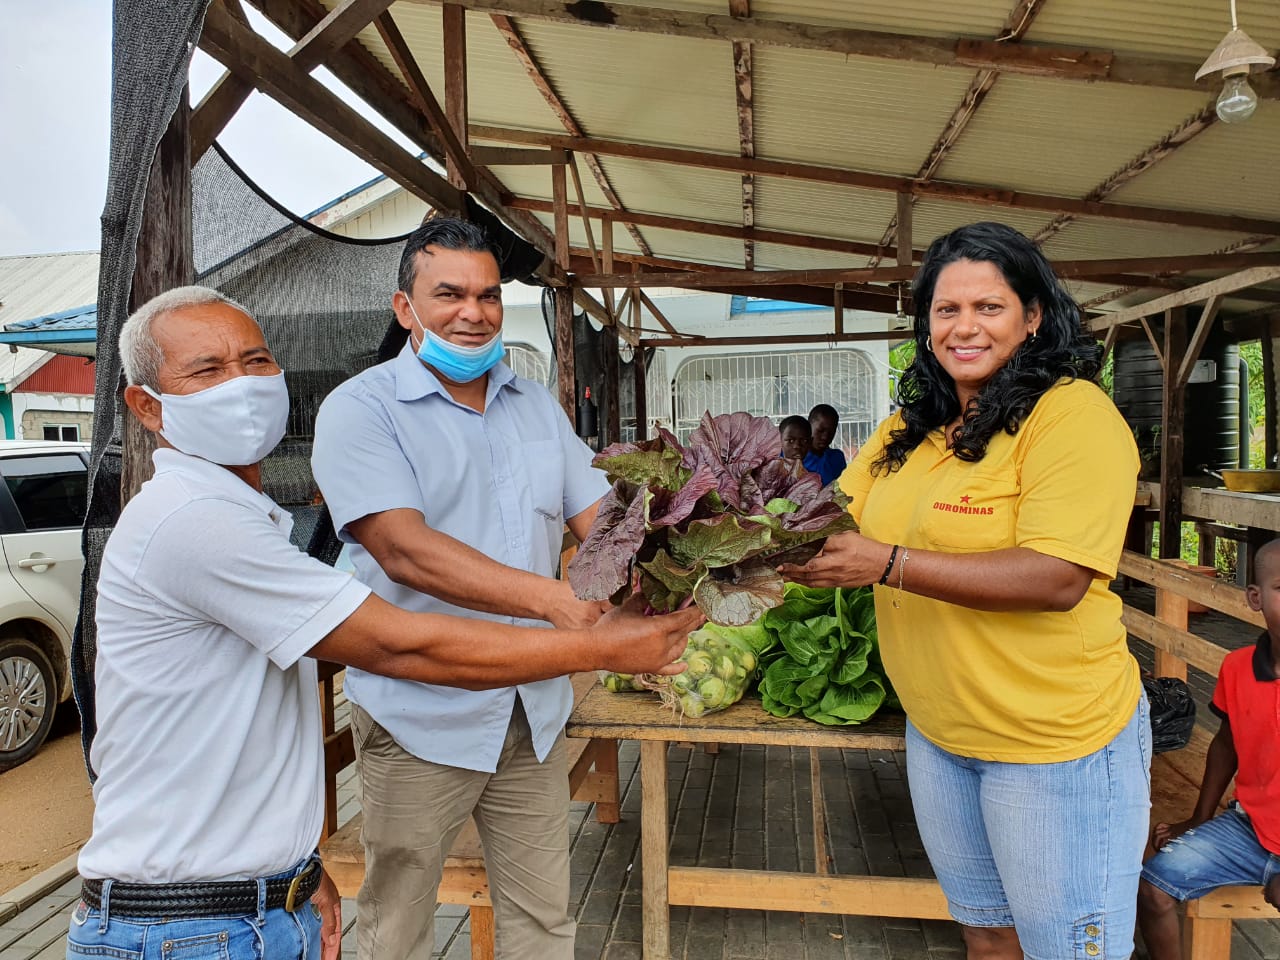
[1149,717,1271,959]
[1119,550,1276,956]
[317,669,620,960]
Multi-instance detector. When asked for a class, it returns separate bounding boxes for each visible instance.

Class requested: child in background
[804,404,848,486]
[1137,538,1280,958]
[778,416,812,468]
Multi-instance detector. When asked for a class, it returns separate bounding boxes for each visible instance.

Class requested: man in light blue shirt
[312,218,609,960]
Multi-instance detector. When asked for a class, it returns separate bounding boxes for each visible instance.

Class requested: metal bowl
[1219,469,1280,493]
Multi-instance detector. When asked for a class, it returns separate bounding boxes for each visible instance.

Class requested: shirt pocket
[523,439,566,525]
[919,469,1019,552]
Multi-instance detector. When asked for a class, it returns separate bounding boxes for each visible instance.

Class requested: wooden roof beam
[192,0,254,160]
[729,0,754,270]
[1081,272,1280,305]
[869,0,1046,267]
[243,0,561,265]
[1076,235,1274,308]
[580,252,1280,291]
[642,330,914,348]
[193,0,396,161]
[199,2,465,214]
[375,11,479,190]
[512,195,920,259]
[1088,266,1280,332]
[1033,104,1219,245]
[488,14,652,256]
[442,4,469,189]
[410,0,1280,98]
[473,126,1280,236]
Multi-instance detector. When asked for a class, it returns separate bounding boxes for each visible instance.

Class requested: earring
[1029,330,1038,340]
[926,336,933,352]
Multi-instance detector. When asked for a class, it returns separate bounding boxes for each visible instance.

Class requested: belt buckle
[285,860,319,913]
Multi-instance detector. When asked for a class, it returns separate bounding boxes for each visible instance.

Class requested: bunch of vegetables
[649,621,774,717]
[598,584,896,726]
[757,584,897,725]
[568,412,857,626]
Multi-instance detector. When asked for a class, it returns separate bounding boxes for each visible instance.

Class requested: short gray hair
[119,285,253,388]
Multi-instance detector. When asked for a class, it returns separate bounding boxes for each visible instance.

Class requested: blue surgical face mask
[407,300,504,384]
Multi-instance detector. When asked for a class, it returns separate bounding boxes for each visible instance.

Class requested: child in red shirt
[1137,539,1280,958]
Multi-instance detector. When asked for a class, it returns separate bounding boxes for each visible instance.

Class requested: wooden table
[566,685,951,959]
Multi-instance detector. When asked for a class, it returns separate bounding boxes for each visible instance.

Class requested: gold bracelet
[892,547,910,609]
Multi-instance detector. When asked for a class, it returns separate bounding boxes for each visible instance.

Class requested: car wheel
[0,637,56,770]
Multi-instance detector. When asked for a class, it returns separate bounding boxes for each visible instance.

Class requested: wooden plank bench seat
[1149,722,1270,959]
[318,672,620,960]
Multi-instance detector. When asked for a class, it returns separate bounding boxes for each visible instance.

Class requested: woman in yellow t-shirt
[780,222,1146,960]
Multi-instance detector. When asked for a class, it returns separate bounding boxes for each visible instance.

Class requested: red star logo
[959,495,972,504]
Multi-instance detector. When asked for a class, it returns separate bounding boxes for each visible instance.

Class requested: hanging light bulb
[1195,1,1275,125]
[891,284,911,331]
[1216,72,1259,123]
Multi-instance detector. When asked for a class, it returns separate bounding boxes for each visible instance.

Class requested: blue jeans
[67,859,323,960]
[906,695,1151,960]
[1142,801,1280,900]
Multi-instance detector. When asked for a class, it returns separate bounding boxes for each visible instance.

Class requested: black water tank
[1111,308,1240,472]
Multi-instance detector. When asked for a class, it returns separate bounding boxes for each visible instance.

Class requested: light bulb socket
[1195,27,1276,81]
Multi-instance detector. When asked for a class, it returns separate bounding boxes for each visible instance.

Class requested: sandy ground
[0,701,94,894]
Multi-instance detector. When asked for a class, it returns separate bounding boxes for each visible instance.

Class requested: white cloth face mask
[142,372,290,466]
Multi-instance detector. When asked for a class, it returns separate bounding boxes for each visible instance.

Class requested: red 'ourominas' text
[932,501,994,515]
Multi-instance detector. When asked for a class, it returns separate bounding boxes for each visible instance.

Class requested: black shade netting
[81,2,558,777]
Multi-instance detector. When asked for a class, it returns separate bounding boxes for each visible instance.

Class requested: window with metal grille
[672,349,879,455]
[504,343,552,389]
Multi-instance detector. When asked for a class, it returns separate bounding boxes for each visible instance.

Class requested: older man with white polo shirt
[311,218,611,960]
[68,286,699,960]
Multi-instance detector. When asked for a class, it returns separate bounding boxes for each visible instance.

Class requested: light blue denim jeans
[67,857,323,960]
[1142,800,1280,900]
[906,695,1151,960]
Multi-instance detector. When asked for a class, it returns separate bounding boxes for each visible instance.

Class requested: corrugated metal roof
[753,47,978,175]
[515,20,740,153]
[934,76,1212,197]
[1106,106,1280,219]
[0,253,98,388]
[316,0,1280,317]
[0,252,99,327]
[1039,220,1247,260]
[753,178,897,243]
[1025,0,1280,60]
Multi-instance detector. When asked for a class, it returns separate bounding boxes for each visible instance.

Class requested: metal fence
[671,349,880,456]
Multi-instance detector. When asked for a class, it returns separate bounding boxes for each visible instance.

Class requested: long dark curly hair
[874,222,1102,473]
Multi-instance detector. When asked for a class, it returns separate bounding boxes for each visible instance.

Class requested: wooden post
[833,283,844,336]
[551,160,570,272]
[602,328,621,446]
[634,344,647,442]
[124,88,194,503]
[896,192,912,267]
[1264,330,1277,469]
[554,285,575,420]
[442,4,468,190]
[1154,573,1190,681]
[601,212,616,321]
[1159,307,1187,559]
[640,740,670,960]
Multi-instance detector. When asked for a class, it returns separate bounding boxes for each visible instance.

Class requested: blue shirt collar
[393,338,520,405]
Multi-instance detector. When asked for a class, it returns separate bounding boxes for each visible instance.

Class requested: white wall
[12,393,95,440]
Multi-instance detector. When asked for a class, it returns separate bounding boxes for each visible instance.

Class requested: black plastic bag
[1143,676,1197,754]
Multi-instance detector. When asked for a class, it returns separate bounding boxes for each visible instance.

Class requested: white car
[0,440,89,769]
